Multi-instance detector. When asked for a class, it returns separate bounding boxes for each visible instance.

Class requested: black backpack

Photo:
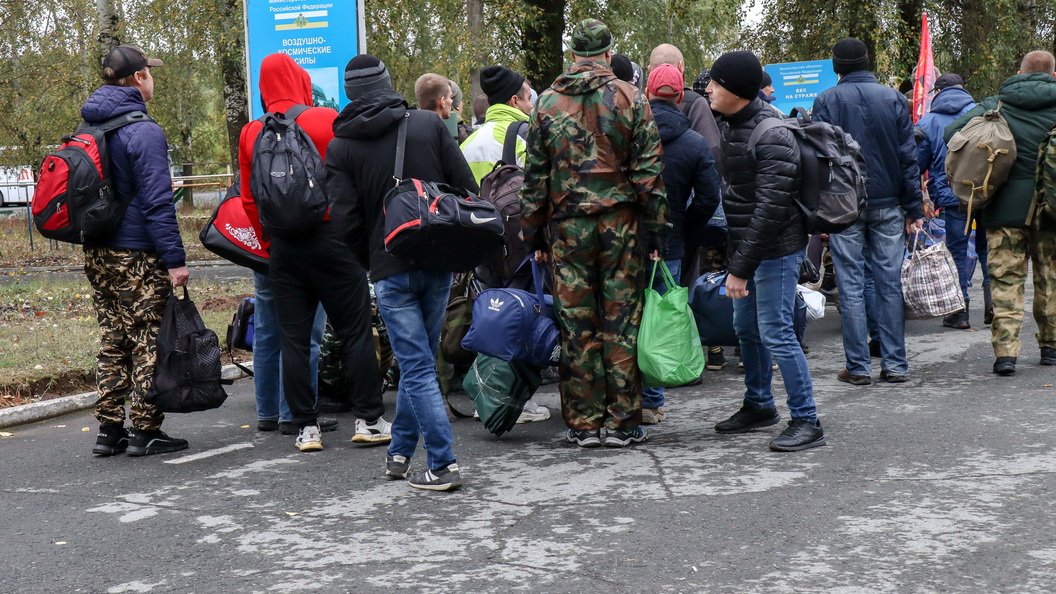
[146,288,228,413]
[748,107,867,234]
[475,122,528,286]
[32,111,152,244]
[249,105,328,237]
[224,297,255,377]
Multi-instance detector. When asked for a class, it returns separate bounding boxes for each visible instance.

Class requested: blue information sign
[765,59,839,117]
[244,0,364,119]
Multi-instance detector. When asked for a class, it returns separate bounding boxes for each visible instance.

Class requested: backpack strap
[393,112,410,185]
[500,121,528,166]
[788,107,812,123]
[747,117,794,153]
[93,111,154,133]
[283,104,310,121]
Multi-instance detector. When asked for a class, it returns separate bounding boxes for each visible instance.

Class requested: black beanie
[480,65,526,106]
[709,51,762,100]
[611,54,634,83]
[832,38,870,74]
[345,54,391,99]
[760,71,772,88]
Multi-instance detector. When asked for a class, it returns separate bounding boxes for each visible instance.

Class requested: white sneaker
[352,417,392,444]
[295,425,323,452]
[516,399,551,424]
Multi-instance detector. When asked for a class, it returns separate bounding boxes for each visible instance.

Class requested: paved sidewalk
[1,282,1054,592]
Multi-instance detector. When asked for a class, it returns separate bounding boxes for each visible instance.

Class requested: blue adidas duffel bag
[461,258,560,367]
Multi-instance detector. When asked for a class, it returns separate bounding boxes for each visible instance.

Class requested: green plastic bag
[463,355,542,437]
[639,259,705,387]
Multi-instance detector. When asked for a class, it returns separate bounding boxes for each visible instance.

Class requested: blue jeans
[376,270,456,471]
[942,208,971,306]
[642,259,681,409]
[253,272,325,422]
[732,250,817,422]
[830,206,908,376]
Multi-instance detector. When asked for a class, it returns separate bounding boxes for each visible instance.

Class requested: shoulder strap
[500,121,528,165]
[283,104,310,121]
[788,107,812,123]
[94,111,153,133]
[747,117,794,152]
[393,112,410,184]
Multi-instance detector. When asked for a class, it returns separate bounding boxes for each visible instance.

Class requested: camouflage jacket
[519,59,668,251]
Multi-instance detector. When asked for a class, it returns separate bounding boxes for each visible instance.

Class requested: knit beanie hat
[760,71,772,88]
[934,73,964,90]
[449,79,464,108]
[709,51,762,100]
[832,38,870,74]
[570,19,613,56]
[480,65,526,106]
[611,54,634,83]
[692,69,711,94]
[344,54,391,99]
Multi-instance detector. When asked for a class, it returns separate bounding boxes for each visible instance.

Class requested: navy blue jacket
[649,100,720,260]
[915,87,975,208]
[81,86,185,269]
[812,71,924,220]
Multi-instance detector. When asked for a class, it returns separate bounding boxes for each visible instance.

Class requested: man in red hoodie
[239,53,388,452]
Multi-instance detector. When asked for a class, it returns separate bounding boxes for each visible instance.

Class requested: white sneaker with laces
[295,425,323,452]
[516,399,551,424]
[352,417,392,444]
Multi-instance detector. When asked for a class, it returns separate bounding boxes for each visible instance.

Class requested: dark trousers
[269,222,383,427]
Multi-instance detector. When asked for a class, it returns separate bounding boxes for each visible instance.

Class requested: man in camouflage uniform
[945,50,1056,373]
[82,45,190,457]
[520,19,668,448]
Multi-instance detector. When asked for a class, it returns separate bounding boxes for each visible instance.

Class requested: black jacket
[326,90,479,281]
[718,98,807,279]
[649,100,721,260]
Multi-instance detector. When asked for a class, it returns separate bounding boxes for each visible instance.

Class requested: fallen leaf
[285,512,302,516]
[54,425,66,428]
[81,427,90,432]
[692,566,698,572]
[54,541,66,545]
[0,432,13,437]
[1045,384,1053,388]
[241,425,250,429]
[924,371,932,374]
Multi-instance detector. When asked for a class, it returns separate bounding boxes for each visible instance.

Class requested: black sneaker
[604,426,647,447]
[942,309,970,329]
[565,428,602,448]
[257,420,279,432]
[280,417,338,435]
[408,464,462,491]
[1041,347,1056,366]
[386,454,410,479]
[92,423,129,456]
[768,418,826,452]
[993,357,1017,376]
[126,429,188,457]
[706,349,727,371]
[714,403,780,434]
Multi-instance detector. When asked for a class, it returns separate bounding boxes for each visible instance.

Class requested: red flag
[912,10,935,123]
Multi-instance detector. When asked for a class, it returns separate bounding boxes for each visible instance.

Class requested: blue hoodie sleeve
[128,123,186,269]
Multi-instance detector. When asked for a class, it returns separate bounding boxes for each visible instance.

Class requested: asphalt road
[1,275,1055,593]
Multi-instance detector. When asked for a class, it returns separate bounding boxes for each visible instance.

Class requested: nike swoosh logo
[470,213,497,225]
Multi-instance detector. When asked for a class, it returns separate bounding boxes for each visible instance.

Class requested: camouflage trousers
[549,207,645,431]
[986,226,1056,358]
[84,248,171,430]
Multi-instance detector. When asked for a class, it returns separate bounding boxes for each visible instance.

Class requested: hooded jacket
[80,85,185,270]
[460,103,529,186]
[719,98,807,279]
[326,89,478,281]
[915,87,975,208]
[238,53,338,243]
[520,60,668,251]
[945,73,1056,228]
[649,99,721,260]
[812,70,924,220]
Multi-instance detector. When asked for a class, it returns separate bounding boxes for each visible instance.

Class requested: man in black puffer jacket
[704,51,825,452]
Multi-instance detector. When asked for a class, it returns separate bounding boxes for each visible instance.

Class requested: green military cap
[570,19,613,56]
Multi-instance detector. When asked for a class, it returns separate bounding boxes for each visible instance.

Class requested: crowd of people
[79,22,1056,492]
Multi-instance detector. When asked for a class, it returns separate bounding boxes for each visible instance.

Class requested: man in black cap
[705,50,825,452]
[327,54,477,490]
[84,44,191,458]
[812,38,924,386]
[915,73,979,330]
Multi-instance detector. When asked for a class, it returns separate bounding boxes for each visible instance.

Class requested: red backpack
[33,111,152,244]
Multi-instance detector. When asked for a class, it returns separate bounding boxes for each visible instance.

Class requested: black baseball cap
[102,44,163,80]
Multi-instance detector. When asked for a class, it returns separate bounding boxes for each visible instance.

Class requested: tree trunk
[96,0,121,60]
[896,0,923,79]
[522,0,567,92]
[217,0,249,170]
[467,0,483,102]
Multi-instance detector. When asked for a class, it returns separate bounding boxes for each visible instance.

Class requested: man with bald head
[946,50,1056,374]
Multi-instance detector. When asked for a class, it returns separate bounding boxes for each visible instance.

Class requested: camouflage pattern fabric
[520,59,668,252]
[549,207,645,431]
[84,248,171,431]
[987,226,1056,357]
[700,243,728,273]
[569,19,613,56]
[318,282,395,400]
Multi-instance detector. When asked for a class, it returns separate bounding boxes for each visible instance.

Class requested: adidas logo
[488,297,504,312]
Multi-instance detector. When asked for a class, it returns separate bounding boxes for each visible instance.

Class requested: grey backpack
[945,100,1017,230]
[748,107,867,234]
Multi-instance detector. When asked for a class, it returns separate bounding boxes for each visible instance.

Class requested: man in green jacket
[945,50,1056,374]
[520,18,668,448]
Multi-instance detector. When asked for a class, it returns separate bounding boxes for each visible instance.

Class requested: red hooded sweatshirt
[239,53,338,244]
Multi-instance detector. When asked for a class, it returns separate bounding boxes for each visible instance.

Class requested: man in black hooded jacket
[326,55,478,491]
